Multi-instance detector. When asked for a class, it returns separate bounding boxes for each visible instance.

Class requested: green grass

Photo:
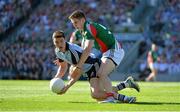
[0,80,180,112]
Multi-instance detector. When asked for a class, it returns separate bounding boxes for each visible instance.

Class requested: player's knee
[151,70,157,75]
[91,92,100,99]
[96,73,101,77]
[98,73,108,79]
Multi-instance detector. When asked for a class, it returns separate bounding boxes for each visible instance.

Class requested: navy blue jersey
[55,42,100,73]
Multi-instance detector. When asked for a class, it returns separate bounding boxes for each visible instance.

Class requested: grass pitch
[0,80,180,112]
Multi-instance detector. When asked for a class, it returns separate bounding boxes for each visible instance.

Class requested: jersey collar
[83,21,88,31]
[65,42,69,51]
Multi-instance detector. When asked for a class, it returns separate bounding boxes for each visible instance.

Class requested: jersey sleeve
[57,58,64,62]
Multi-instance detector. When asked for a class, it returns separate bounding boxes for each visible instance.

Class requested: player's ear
[81,18,85,23]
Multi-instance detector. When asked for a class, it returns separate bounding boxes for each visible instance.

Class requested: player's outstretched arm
[76,39,94,68]
[58,66,82,95]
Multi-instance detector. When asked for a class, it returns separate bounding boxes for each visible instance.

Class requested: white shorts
[149,62,158,70]
[101,41,124,66]
[91,48,102,58]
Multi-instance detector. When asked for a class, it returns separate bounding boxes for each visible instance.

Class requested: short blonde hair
[68,10,86,20]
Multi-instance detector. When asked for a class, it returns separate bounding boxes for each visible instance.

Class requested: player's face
[152,44,158,51]
[53,37,65,52]
[70,18,84,30]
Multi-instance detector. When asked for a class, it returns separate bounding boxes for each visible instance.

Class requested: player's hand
[53,59,61,66]
[57,85,69,95]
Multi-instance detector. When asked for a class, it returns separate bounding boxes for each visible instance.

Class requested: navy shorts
[86,60,101,80]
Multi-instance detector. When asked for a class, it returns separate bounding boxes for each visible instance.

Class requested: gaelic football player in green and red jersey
[68,10,135,103]
[146,43,160,81]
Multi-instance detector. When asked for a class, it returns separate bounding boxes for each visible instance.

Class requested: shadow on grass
[69,101,180,105]
[135,102,180,105]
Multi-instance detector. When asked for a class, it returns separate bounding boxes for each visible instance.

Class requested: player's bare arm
[58,65,83,95]
[76,39,94,68]
[54,61,68,78]
[69,32,76,43]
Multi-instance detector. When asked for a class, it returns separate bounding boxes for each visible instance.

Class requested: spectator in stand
[0,0,32,34]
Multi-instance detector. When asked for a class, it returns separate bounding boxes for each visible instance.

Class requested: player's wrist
[66,83,72,89]
[76,66,81,69]
[75,64,82,69]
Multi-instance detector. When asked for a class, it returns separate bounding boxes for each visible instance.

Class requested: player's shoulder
[55,47,59,53]
[72,29,78,34]
[68,42,83,51]
[87,21,98,27]
[84,21,99,32]
[54,48,64,59]
[68,41,77,46]
[88,21,108,31]
[67,42,78,48]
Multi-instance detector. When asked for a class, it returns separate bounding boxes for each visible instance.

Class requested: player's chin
[76,27,80,30]
[59,47,63,51]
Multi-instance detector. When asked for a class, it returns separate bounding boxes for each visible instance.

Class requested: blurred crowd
[0,41,55,79]
[0,0,32,34]
[15,0,138,42]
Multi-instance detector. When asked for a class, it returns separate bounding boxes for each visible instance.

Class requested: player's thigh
[97,58,115,77]
[149,63,157,72]
[89,78,104,93]
[102,48,124,67]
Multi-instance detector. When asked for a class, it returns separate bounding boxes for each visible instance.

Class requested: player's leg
[146,69,157,81]
[87,64,109,100]
[90,77,136,103]
[88,64,116,102]
[146,63,157,81]
[89,46,136,103]
[110,45,139,92]
[89,77,107,100]
[96,58,116,99]
[115,93,136,103]
[114,76,140,92]
[97,45,125,102]
[97,78,136,103]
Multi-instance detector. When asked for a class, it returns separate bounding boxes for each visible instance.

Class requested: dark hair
[68,10,86,20]
[52,30,65,39]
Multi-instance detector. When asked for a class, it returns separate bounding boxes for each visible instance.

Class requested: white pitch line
[0,110,179,112]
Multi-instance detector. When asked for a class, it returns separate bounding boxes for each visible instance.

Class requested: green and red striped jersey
[81,21,116,53]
